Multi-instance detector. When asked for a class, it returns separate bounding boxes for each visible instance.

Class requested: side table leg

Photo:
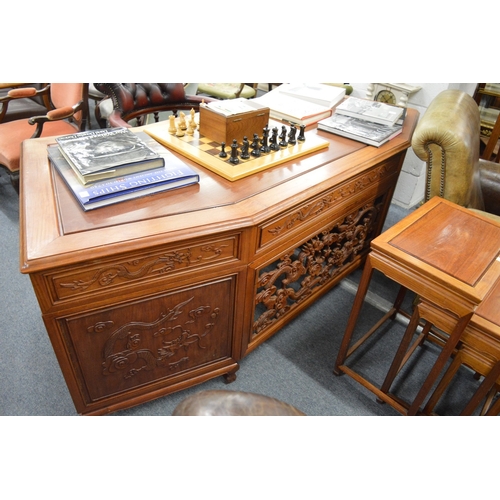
[334,255,374,375]
[379,306,422,395]
[407,312,473,415]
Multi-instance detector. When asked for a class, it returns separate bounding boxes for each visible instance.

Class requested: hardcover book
[252,83,346,126]
[55,127,165,184]
[48,142,199,211]
[334,96,405,126]
[317,111,405,147]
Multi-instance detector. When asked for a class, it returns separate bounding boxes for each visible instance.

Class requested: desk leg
[334,256,374,375]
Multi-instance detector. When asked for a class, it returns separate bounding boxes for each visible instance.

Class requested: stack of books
[252,83,346,126]
[49,127,199,211]
[317,96,406,147]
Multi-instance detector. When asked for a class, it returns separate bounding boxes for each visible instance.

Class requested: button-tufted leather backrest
[94,83,213,128]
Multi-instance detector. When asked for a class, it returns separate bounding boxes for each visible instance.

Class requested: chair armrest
[411,89,482,208]
[27,100,84,138]
[107,109,132,128]
[0,85,50,122]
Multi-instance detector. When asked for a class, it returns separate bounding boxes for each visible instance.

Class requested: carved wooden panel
[45,234,240,304]
[258,160,398,248]
[58,277,236,403]
[252,197,384,339]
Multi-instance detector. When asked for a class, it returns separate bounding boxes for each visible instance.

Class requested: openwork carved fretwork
[98,296,221,380]
[253,200,383,337]
[58,243,229,293]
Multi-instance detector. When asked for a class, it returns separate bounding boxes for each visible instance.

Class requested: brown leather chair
[94,83,215,129]
[481,111,500,163]
[0,83,89,192]
[411,89,500,222]
[172,390,305,416]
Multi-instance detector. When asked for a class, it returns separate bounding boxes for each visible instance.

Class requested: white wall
[350,83,477,209]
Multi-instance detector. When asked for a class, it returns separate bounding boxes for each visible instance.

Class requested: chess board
[144,120,329,181]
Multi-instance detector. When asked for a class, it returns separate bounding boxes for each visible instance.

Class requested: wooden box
[199,100,270,145]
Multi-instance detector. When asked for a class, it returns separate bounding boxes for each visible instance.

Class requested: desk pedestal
[20,115,417,414]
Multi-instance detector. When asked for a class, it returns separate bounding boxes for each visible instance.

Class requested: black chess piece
[219,142,228,158]
[229,139,240,164]
[270,127,279,151]
[251,133,261,157]
[288,124,297,145]
[260,125,271,153]
[279,125,288,147]
[297,125,306,142]
[240,136,250,159]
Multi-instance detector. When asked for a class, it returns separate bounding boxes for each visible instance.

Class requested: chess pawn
[168,115,176,134]
[219,142,228,158]
[297,125,306,142]
[175,124,185,137]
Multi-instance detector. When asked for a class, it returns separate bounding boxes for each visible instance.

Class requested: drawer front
[251,195,386,343]
[258,159,399,250]
[58,276,236,404]
[45,234,240,305]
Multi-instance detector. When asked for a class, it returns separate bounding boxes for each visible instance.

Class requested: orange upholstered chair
[0,83,89,192]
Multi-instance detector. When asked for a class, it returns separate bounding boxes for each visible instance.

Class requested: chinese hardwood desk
[19,110,418,415]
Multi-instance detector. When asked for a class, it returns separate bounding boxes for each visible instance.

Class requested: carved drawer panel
[59,277,236,403]
[252,195,385,341]
[46,234,240,304]
[258,159,398,249]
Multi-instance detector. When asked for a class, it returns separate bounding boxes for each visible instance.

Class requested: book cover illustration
[48,143,199,210]
[335,97,404,126]
[55,127,163,176]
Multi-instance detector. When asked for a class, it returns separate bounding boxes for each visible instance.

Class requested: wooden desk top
[20,109,418,273]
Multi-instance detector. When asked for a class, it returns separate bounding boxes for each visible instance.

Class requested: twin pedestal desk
[20,110,418,415]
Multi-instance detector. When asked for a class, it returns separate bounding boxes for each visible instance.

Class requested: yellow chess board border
[144,122,329,182]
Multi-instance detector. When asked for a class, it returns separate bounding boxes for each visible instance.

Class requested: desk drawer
[43,233,241,306]
[257,158,399,250]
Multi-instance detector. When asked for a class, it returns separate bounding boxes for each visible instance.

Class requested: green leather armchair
[411,89,500,222]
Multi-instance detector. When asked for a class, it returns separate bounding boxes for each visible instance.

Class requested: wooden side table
[334,196,500,415]
[419,274,500,415]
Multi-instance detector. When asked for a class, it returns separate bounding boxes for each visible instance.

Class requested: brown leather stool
[172,390,305,416]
